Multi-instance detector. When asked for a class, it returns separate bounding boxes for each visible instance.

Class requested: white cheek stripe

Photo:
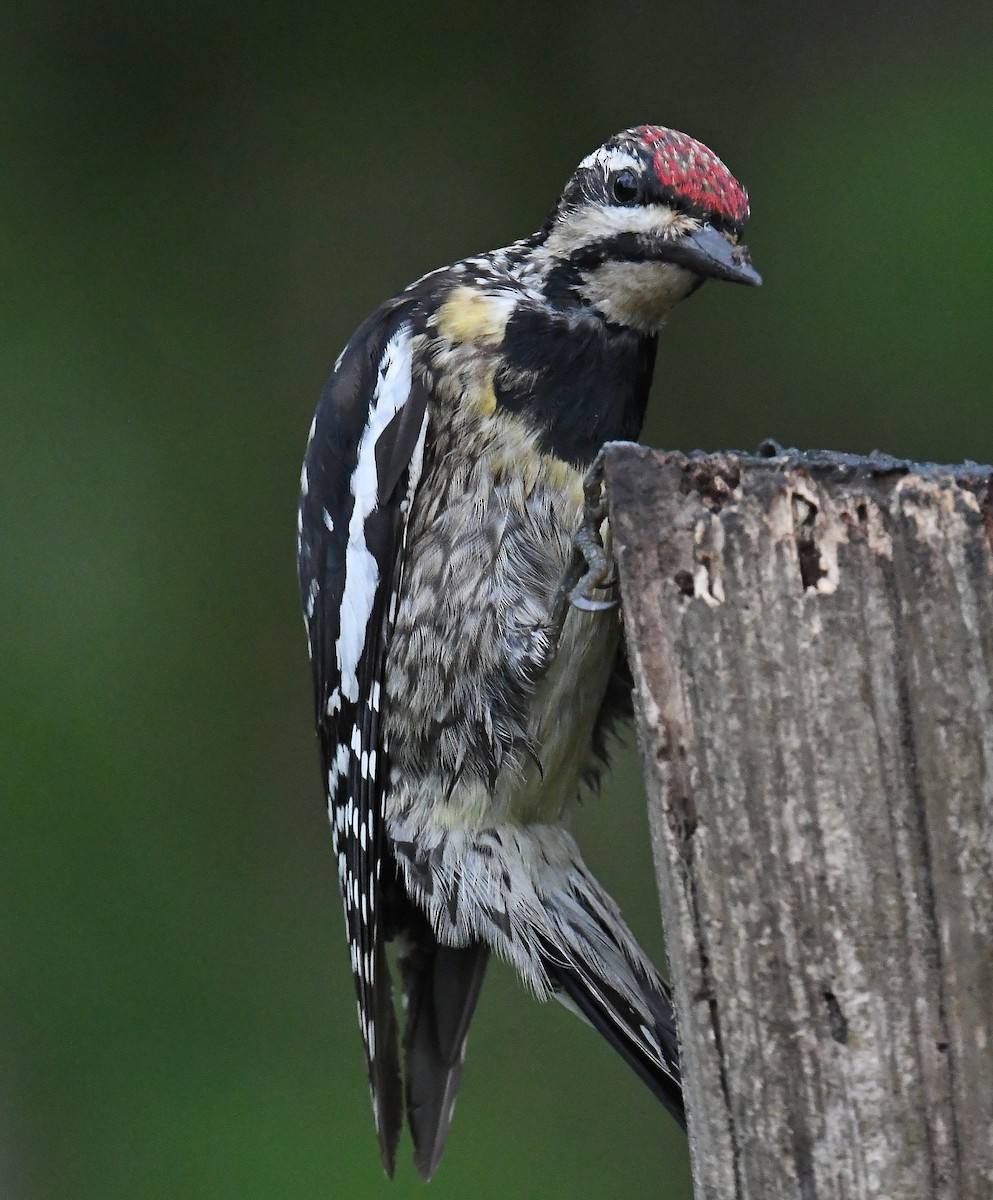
[336,325,414,704]
[541,202,687,261]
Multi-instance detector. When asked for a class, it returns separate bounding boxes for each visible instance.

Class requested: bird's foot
[570,457,618,612]
[548,453,619,650]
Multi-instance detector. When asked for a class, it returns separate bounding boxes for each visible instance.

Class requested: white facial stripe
[336,325,413,704]
[541,203,697,261]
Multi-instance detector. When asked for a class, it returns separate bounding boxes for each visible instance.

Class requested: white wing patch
[336,325,414,704]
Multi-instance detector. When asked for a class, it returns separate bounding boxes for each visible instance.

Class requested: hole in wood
[674,569,695,597]
[823,988,849,1044]
[792,494,826,591]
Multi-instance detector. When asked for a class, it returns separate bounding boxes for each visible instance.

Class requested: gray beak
[663,223,762,287]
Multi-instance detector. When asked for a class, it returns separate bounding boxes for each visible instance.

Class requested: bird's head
[537,125,760,333]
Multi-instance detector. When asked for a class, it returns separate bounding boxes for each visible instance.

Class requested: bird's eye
[611,170,641,204]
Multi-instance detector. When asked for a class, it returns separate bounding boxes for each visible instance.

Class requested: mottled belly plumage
[382,413,619,835]
[380,408,637,1002]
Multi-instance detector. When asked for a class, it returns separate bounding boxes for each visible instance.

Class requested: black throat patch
[493,301,657,466]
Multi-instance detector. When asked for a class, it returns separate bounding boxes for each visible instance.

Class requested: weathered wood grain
[604,444,993,1200]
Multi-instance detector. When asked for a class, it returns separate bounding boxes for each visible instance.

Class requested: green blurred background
[3,2,992,1197]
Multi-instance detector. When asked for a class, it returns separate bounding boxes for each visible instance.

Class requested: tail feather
[399,933,490,1180]
[389,820,685,1147]
[370,937,404,1176]
[541,942,685,1128]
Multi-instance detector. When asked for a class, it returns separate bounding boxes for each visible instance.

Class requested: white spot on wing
[326,743,350,819]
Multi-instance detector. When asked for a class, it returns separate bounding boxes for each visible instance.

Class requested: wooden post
[603,444,993,1200]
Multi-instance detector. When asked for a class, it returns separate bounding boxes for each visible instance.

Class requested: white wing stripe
[404,399,429,530]
[336,325,414,704]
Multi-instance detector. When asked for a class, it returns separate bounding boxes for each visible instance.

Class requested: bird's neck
[493,287,658,466]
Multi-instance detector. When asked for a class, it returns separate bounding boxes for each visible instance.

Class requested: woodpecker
[297,124,759,1179]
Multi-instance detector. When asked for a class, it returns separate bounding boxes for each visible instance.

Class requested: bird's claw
[567,536,619,611]
[570,592,619,613]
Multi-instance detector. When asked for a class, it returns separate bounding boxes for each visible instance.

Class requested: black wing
[297,299,430,1175]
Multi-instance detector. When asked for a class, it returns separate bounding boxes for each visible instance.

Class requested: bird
[297,124,760,1179]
